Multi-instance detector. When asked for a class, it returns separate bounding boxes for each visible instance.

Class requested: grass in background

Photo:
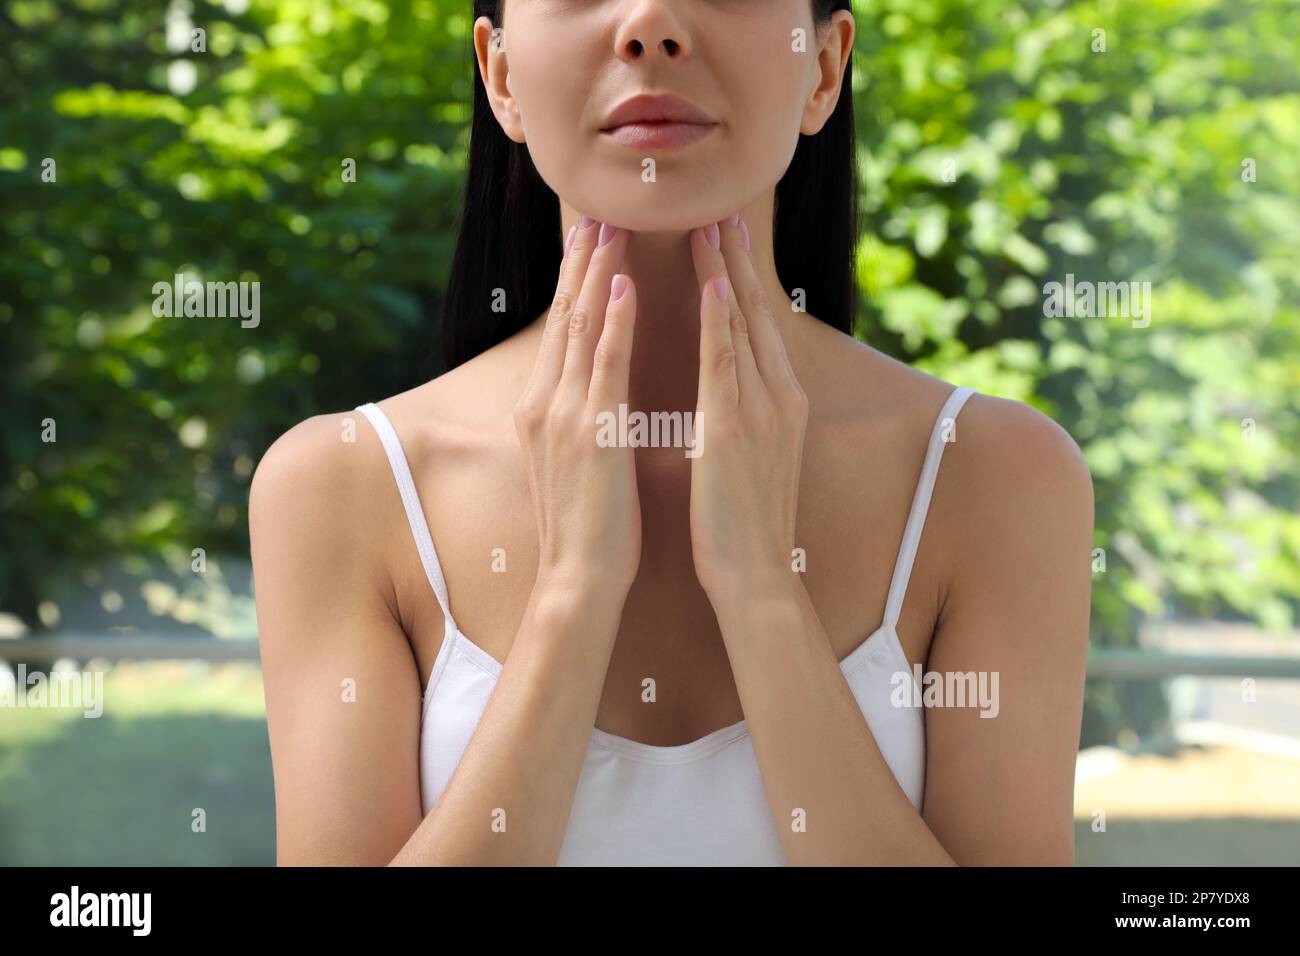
[0,661,274,865]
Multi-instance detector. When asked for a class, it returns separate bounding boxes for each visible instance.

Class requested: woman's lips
[601,121,718,150]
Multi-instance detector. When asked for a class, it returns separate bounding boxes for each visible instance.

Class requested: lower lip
[601,122,717,150]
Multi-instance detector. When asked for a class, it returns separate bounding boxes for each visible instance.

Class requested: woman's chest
[395,462,942,748]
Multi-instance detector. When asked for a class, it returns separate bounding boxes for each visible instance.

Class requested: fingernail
[729,213,740,226]
[705,222,720,250]
[563,225,576,257]
[580,214,596,229]
[739,216,750,251]
[711,276,728,303]
[598,223,618,246]
[610,273,628,302]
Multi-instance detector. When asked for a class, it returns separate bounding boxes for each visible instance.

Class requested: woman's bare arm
[251,217,641,865]
[918,398,1094,864]
[250,415,628,865]
[699,398,1092,864]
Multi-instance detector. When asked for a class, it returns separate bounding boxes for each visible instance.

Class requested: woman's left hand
[687,215,810,609]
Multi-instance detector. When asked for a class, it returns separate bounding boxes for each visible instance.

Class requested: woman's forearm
[388,213,641,866]
[388,578,626,866]
[712,582,956,866]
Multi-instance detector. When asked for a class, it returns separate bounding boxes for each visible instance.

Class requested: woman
[250,0,1093,866]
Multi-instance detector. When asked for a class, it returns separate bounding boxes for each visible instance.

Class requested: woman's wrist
[532,565,633,620]
[704,568,809,630]
[520,571,631,673]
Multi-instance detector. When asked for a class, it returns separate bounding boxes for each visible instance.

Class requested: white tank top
[356,384,976,865]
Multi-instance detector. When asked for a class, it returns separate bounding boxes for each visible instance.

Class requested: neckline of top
[426,619,907,765]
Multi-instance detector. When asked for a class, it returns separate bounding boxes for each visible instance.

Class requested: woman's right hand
[514,218,641,599]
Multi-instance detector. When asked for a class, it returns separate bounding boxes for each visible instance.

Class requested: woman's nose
[615,3,691,61]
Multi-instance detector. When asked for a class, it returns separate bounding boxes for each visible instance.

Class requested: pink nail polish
[711,276,728,302]
[740,217,750,251]
[729,213,740,226]
[705,222,720,250]
[598,223,617,246]
[563,225,576,257]
[580,214,595,229]
[610,274,628,302]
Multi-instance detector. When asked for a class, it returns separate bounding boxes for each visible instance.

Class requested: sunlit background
[2,0,1298,865]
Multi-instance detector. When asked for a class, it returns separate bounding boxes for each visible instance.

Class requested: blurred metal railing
[1085,649,1300,679]
[1,634,259,662]
[4,634,1300,678]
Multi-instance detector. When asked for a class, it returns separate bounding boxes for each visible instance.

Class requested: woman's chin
[561,208,737,237]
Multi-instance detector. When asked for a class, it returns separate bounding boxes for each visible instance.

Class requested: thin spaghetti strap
[880,385,977,632]
[355,403,458,635]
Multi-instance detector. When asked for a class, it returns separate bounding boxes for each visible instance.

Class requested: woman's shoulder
[246,405,408,634]
[805,325,1094,658]
[801,318,1092,554]
[247,403,399,564]
[373,335,533,476]
[804,317,1086,479]
[265,331,527,471]
[251,336,532,551]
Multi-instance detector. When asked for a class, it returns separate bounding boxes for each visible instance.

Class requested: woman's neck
[556,197,797,415]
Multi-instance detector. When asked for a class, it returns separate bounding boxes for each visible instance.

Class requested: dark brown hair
[442,0,857,370]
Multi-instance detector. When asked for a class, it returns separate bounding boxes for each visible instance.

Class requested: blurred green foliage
[2,0,1298,746]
